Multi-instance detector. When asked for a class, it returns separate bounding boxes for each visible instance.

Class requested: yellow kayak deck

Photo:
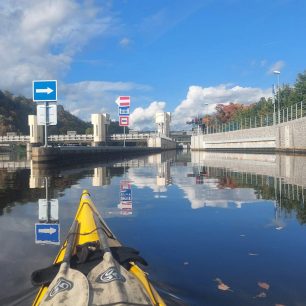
[32,190,165,306]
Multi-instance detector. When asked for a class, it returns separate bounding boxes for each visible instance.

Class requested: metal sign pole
[44,101,48,147]
[123,126,126,147]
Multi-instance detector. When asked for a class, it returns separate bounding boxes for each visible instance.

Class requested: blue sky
[0,0,305,129]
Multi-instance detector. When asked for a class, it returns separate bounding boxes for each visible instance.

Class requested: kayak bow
[32,190,166,306]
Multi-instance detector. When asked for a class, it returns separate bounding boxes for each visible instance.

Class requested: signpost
[116,96,130,147]
[37,103,57,126]
[33,80,58,147]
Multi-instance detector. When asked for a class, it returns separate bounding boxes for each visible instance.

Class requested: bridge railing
[0,135,30,142]
[48,134,94,141]
[198,101,306,135]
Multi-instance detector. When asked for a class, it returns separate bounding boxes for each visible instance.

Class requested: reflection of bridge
[0,160,30,169]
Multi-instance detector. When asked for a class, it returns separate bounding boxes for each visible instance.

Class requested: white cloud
[61,81,151,121]
[172,84,271,129]
[130,101,166,130]
[119,37,131,47]
[268,60,285,74]
[0,0,113,95]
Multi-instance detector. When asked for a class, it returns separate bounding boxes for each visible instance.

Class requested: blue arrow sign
[118,106,130,116]
[33,80,57,102]
[35,223,60,245]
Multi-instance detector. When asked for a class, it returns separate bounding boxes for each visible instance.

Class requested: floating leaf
[258,282,270,290]
[218,283,231,291]
[254,292,267,298]
[214,278,232,292]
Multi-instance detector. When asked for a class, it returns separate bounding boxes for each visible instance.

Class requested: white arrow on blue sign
[118,106,130,116]
[35,223,60,245]
[33,80,57,102]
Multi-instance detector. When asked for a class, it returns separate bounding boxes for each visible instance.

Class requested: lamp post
[273,70,281,123]
[204,103,208,134]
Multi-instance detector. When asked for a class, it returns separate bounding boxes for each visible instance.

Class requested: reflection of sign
[119,180,132,215]
[120,189,132,201]
[35,223,60,245]
[120,181,131,189]
[118,106,130,115]
[118,201,132,215]
[38,199,59,222]
[37,103,57,125]
[33,80,57,102]
[119,116,129,126]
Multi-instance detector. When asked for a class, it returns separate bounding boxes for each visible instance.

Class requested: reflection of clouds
[171,166,260,209]
[127,167,167,193]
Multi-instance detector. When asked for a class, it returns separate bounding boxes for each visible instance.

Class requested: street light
[273,70,281,123]
[204,103,209,134]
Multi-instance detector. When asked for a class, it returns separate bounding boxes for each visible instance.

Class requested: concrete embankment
[191,116,306,154]
[31,146,174,164]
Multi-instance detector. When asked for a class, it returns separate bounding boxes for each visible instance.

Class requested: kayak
[32,190,166,306]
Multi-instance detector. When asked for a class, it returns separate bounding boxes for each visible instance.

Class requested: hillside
[0,90,125,135]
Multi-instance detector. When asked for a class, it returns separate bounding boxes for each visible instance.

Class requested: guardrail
[196,101,306,135]
[0,132,175,143]
[48,134,94,142]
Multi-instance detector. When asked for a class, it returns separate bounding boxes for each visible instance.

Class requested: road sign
[37,102,57,125]
[120,189,132,201]
[116,96,130,107]
[119,116,129,126]
[33,80,57,102]
[35,223,60,245]
[118,106,130,115]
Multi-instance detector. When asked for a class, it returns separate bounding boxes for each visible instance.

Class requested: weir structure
[26,111,177,163]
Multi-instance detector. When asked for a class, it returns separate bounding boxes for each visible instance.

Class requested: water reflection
[190,151,306,224]
[1,150,306,305]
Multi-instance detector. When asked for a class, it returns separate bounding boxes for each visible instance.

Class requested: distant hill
[0,90,125,135]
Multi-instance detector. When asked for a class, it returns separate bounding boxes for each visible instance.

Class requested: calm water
[0,150,306,306]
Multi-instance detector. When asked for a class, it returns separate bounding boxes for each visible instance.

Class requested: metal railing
[48,134,94,142]
[0,135,30,142]
[198,101,306,135]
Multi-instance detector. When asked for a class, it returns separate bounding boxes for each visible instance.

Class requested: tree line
[199,70,306,127]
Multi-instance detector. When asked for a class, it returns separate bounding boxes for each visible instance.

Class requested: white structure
[156,112,171,137]
[91,113,110,144]
[28,115,43,144]
[92,167,110,186]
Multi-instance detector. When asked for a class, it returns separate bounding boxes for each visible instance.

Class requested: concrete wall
[147,136,176,149]
[191,116,306,153]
